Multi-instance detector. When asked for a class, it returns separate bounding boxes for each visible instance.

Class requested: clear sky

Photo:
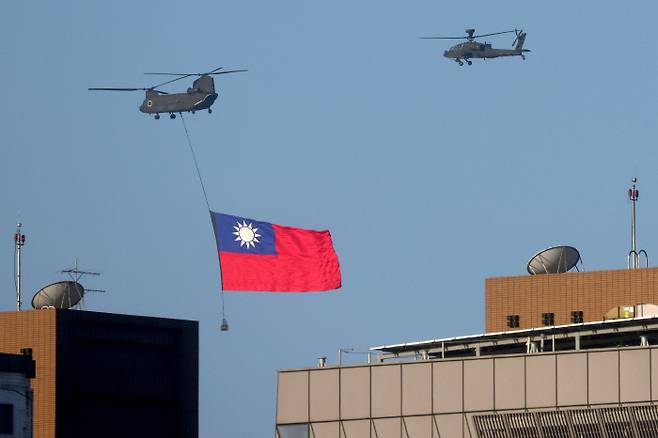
[2,1,658,436]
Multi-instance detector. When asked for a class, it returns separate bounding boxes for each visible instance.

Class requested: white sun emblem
[232,221,261,249]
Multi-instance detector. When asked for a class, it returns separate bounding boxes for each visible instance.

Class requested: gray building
[276,315,658,437]
[0,351,35,438]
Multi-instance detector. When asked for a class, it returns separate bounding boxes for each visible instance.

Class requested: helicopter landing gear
[169,113,176,119]
[456,59,464,66]
[208,109,212,114]
[466,60,472,66]
[521,54,526,60]
[154,114,160,120]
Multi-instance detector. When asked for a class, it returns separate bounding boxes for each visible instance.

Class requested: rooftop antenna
[61,258,105,308]
[61,257,101,282]
[628,177,648,269]
[13,223,26,311]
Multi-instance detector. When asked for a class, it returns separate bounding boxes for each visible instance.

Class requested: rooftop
[371,316,658,362]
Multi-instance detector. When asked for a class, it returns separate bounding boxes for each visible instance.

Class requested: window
[571,310,584,324]
[542,312,555,326]
[507,315,520,328]
[277,424,309,438]
[0,404,13,434]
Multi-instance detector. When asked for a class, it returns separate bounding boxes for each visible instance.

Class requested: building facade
[0,351,35,438]
[485,267,658,332]
[0,309,198,438]
[276,320,658,437]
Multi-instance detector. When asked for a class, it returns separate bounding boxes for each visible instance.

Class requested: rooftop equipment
[32,281,84,309]
[31,258,104,310]
[628,177,648,268]
[13,223,26,311]
[527,245,581,275]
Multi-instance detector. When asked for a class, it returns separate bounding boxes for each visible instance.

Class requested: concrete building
[0,351,35,438]
[0,309,198,438]
[275,268,658,437]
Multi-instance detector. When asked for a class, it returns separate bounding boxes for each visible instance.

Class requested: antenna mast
[61,258,105,309]
[14,223,26,311]
[61,257,102,282]
[628,178,647,269]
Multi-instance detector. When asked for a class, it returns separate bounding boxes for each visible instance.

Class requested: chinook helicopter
[89,67,247,119]
[421,29,529,66]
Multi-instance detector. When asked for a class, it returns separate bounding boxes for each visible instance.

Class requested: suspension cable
[179,113,226,322]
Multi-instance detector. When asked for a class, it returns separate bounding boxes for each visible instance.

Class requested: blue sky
[2,1,658,436]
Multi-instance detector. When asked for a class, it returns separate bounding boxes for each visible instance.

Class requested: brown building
[0,309,198,438]
[0,350,35,438]
[485,267,658,332]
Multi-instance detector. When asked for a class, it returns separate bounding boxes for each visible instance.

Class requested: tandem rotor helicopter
[421,29,529,66]
[89,66,247,119]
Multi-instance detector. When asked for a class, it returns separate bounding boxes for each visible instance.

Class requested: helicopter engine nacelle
[192,76,216,94]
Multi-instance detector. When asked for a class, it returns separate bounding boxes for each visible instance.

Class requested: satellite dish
[527,245,581,275]
[31,281,85,309]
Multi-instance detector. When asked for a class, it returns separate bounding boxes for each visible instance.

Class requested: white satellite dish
[31,281,85,309]
[527,245,581,275]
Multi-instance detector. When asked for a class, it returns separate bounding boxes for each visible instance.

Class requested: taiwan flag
[210,211,341,292]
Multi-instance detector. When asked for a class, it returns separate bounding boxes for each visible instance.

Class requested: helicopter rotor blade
[144,66,225,76]
[89,66,237,94]
[420,36,467,40]
[88,87,146,91]
[144,73,197,76]
[140,67,244,89]
[211,69,248,75]
[149,73,197,90]
[472,30,517,38]
[144,67,247,76]
[420,29,517,40]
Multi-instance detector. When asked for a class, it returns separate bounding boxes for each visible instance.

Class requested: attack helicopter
[89,67,246,119]
[421,29,529,66]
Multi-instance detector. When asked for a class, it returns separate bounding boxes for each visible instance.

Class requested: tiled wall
[485,267,658,332]
[0,310,56,438]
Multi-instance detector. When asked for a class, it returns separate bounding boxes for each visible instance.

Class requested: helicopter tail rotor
[512,29,527,50]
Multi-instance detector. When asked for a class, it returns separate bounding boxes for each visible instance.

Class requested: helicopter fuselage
[443,41,529,64]
[139,89,218,115]
[139,74,219,117]
[437,31,530,66]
